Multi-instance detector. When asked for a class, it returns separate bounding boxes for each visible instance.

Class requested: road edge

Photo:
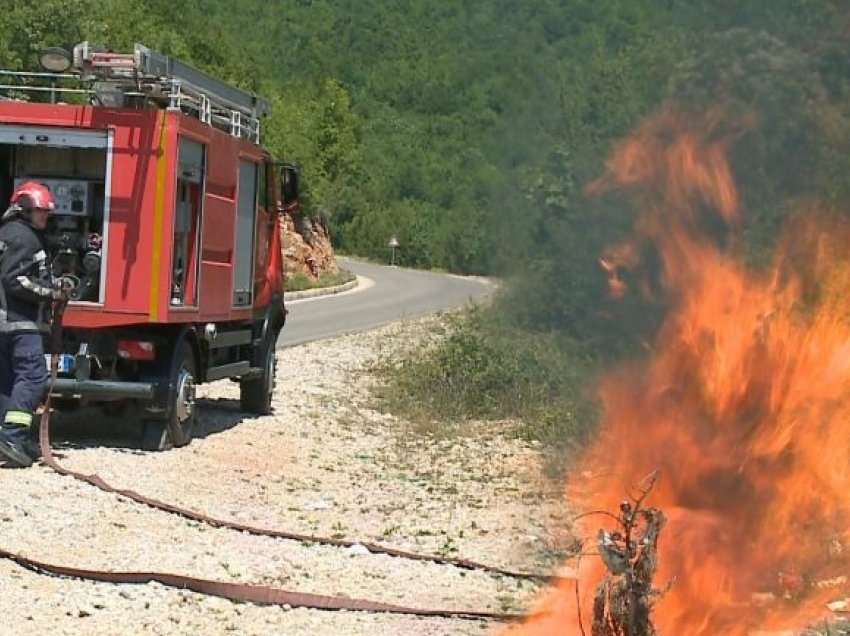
[285,277,359,301]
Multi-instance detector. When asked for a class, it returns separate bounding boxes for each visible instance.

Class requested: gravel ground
[0,316,568,635]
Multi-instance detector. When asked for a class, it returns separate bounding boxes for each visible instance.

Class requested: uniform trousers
[0,332,48,426]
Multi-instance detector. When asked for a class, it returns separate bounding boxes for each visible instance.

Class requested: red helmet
[11,180,55,211]
[4,180,55,221]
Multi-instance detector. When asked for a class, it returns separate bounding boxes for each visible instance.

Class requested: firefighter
[0,181,66,467]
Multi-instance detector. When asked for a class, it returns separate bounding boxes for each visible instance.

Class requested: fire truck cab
[0,43,293,449]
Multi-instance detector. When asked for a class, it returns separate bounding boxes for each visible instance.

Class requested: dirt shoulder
[0,317,567,636]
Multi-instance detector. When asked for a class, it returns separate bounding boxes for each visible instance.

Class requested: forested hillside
[5,1,850,445]
[4,2,848,278]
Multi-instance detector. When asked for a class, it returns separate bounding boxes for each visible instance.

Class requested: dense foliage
[5,2,847,278]
[0,0,547,272]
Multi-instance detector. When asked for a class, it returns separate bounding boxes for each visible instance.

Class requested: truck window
[252,162,275,293]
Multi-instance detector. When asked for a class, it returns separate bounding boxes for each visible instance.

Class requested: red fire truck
[0,43,296,449]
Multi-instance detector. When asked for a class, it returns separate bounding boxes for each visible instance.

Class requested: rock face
[281,212,339,279]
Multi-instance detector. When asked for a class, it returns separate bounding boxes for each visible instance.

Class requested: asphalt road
[276,257,494,348]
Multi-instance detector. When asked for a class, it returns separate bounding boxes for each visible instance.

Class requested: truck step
[205,361,250,381]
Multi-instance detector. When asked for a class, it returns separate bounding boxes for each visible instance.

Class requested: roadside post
[388,235,399,266]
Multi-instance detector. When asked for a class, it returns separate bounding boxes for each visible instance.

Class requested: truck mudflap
[50,379,155,400]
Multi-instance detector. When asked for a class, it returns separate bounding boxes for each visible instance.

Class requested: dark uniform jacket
[0,219,55,333]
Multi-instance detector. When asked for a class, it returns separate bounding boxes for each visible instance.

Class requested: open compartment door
[0,124,110,303]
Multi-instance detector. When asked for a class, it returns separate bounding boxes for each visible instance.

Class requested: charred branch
[589,472,666,636]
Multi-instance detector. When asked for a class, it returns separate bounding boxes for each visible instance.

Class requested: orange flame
[505,107,850,635]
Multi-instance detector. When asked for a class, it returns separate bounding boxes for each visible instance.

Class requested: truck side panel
[72,107,170,326]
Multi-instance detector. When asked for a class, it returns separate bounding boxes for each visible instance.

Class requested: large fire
[505,107,850,635]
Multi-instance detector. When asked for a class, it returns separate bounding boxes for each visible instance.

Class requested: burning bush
[505,105,850,635]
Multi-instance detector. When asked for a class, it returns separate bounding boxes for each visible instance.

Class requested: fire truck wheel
[167,343,197,447]
[240,337,276,415]
[140,420,170,452]
[141,342,197,451]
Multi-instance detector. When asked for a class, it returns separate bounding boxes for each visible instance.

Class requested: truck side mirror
[280,165,299,204]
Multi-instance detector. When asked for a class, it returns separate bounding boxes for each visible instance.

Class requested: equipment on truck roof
[0,42,268,143]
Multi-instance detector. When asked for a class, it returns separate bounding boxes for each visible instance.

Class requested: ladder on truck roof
[0,43,269,144]
[74,42,269,144]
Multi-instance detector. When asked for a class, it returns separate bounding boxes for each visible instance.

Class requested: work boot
[27,423,41,461]
[0,425,37,468]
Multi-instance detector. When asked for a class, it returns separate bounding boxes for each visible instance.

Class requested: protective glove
[51,277,75,301]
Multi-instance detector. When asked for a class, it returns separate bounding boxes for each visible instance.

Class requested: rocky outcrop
[281,212,339,279]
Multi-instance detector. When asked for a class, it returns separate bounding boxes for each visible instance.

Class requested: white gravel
[0,316,567,635]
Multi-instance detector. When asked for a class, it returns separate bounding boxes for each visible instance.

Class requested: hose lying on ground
[0,299,558,621]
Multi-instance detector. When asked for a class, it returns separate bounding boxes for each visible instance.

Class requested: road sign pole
[388,235,399,267]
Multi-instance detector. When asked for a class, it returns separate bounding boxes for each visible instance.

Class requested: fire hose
[0,298,567,622]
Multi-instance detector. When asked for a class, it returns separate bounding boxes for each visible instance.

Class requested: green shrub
[285,269,355,293]
[376,307,599,470]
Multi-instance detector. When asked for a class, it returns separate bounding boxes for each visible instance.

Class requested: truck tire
[141,419,170,451]
[240,336,276,415]
[141,341,197,451]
